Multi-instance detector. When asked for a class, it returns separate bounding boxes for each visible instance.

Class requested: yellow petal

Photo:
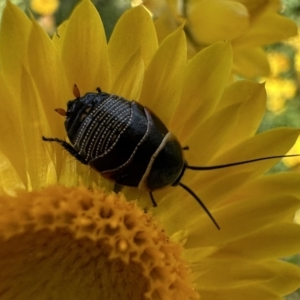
[184,82,266,165]
[233,173,300,201]
[52,20,68,49]
[171,41,232,135]
[183,103,240,165]
[213,127,300,176]
[238,0,277,15]
[237,13,298,47]
[0,151,25,195]
[139,26,187,126]
[193,259,275,289]
[154,7,179,44]
[213,223,300,260]
[110,51,144,100]
[0,76,26,183]
[262,260,300,295]
[0,1,31,82]
[217,81,267,153]
[199,285,280,300]
[108,6,158,88]
[28,18,69,138]
[187,128,300,208]
[60,0,110,93]
[185,195,300,248]
[186,251,300,297]
[233,47,270,77]
[188,0,250,44]
[156,186,212,235]
[58,154,113,191]
[19,67,56,189]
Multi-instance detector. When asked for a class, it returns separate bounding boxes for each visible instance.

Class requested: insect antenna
[181,153,300,230]
[178,182,220,230]
[186,154,300,171]
[73,84,81,98]
[55,108,67,116]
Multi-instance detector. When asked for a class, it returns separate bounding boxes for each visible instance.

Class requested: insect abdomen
[91,102,171,188]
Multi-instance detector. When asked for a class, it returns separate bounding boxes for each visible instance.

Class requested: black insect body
[43,86,300,230]
[66,88,184,190]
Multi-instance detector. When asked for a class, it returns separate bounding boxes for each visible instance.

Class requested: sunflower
[142,0,297,78]
[0,1,300,300]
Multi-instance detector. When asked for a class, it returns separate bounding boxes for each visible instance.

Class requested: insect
[43,85,300,230]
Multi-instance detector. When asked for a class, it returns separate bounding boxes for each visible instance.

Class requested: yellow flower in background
[265,78,296,113]
[260,48,299,169]
[289,29,300,73]
[280,32,300,170]
[0,1,300,299]
[30,0,59,15]
[267,52,290,77]
[263,51,296,112]
[143,0,297,78]
[30,0,60,36]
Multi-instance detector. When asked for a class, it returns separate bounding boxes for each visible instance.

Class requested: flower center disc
[0,185,199,300]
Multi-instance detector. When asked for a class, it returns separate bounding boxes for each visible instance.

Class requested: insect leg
[42,136,89,165]
[113,183,123,193]
[149,192,158,207]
